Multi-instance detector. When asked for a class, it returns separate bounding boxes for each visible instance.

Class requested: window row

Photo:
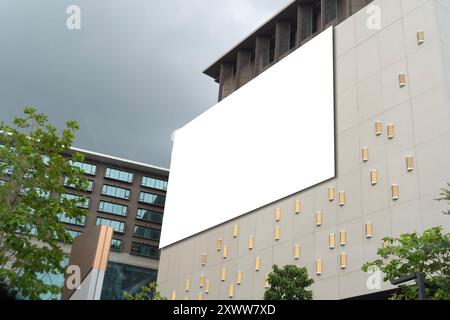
[141,176,168,191]
[61,193,90,209]
[105,168,133,183]
[66,229,122,252]
[131,242,160,259]
[71,161,97,176]
[98,201,128,217]
[64,177,94,192]
[133,225,161,241]
[96,217,126,233]
[139,191,166,207]
[58,213,86,226]
[101,184,130,200]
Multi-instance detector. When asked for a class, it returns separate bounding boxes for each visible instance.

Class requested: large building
[157,0,450,300]
[56,148,169,300]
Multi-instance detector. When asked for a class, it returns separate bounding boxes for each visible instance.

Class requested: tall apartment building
[58,148,169,299]
[157,0,450,300]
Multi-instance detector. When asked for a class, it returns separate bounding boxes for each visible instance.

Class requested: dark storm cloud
[0,0,290,167]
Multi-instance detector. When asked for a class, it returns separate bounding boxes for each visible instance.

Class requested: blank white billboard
[160,27,335,248]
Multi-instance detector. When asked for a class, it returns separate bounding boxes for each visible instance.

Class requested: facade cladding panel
[157,0,450,300]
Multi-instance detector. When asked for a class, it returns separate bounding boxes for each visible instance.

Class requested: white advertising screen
[160,27,335,248]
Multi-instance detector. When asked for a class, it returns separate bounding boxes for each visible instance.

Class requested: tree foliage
[437,183,450,215]
[123,281,167,300]
[264,265,314,300]
[0,107,88,299]
[362,227,450,300]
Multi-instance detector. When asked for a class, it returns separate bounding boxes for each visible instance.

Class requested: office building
[58,148,169,300]
[157,0,450,300]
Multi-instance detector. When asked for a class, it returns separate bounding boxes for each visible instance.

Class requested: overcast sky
[0,0,290,168]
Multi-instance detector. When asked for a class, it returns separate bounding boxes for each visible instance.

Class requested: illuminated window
[255,257,261,271]
[406,156,414,172]
[221,268,226,281]
[417,31,425,44]
[340,253,347,269]
[362,148,369,162]
[339,230,347,246]
[275,226,281,241]
[201,254,207,266]
[294,244,301,260]
[294,200,301,214]
[329,233,336,249]
[223,245,228,259]
[248,236,254,250]
[237,271,242,285]
[387,124,395,139]
[315,211,322,227]
[365,222,373,238]
[275,208,281,221]
[328,187,335,201]
[233,224,239,238]
[339,191,345,206]
[399,74,407,87]
[392,184,400,200]
[375,121,383,136]
[316,259,323,275]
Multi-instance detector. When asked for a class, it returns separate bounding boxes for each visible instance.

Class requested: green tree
[123,281,167,300]
[362,227,450,300]
[0,107,89,299]
[437,183,450,215]
[264,265,314,300]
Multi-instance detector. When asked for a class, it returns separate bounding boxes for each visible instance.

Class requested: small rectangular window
[329,233,336,249]
[294,244,301,260]
[111,239,122,251]
[370,170,378,185]
[406,156,414,172]
[294,200,301,214]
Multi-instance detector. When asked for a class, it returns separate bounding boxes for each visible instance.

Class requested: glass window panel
[105,168,134,183]
[136,209,163,223]
[111,239,122,251]
[70,161,97,176]
[141,176,168,191]
[101,185,131,200]
[100,262,157,300]
[131,242,160,259]
[139,192,165,207]
[98,201,128,217]
[96,217,125,233]
[133,225,161,241]
[58,213,86,226]
[60,193,90,208]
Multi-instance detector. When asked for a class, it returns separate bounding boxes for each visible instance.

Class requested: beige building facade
[157,0,450,300]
